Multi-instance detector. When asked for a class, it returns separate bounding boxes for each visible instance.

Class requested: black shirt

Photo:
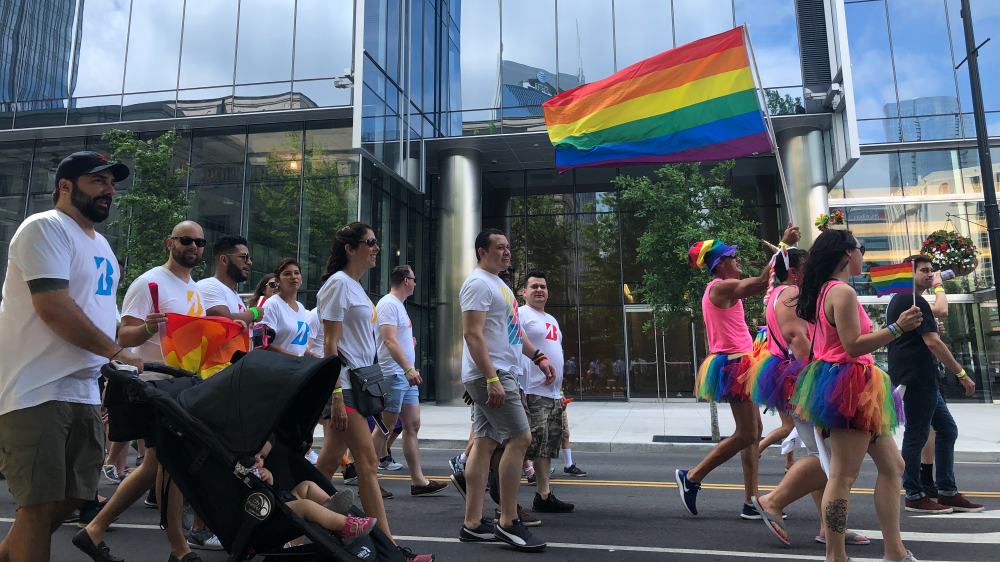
[886,293,939,393]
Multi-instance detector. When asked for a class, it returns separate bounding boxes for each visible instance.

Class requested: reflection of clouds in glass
[557,0,615,85]
[673,0,733,47]
[951,0,999,112]
[459,1,500,110]
[294,0,354,81]
[236,0,294,84]
[845,3,896,119]
[178,0,239,89]
[73,0,129,98]
[887,0,956,105]
[501,0,556,95]
[736,0,800,87]
[614,0,673,70]
[123,0,184,93]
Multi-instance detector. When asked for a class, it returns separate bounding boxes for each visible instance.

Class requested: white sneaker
[304,450,319,465]
[883,552,919,562]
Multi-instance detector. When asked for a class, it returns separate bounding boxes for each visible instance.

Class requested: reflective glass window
[294,79,350,108]
[525,214,577,305]
[295,0,354,82]
[122,91,177,122]
[949,0,1000,114]
[178,0,239,89]
[176,87,234,118]
[408,0,424,111]
[579,306,626,400]
[501,0,556,110]
[897,149,965,196]
[578,208,622,305]
[233,84,291,114]
[235,0,294,85]
[844,1,898,120]
[840,152,902,198]
[190,128,246,185]
[190,183,244,262]
[67,95,121,125]
[672,0,733,47]
[0,141,33,281]
[71,0,129,98]
[248,180,301,275]
[886,0,959,121]
[613,0,674,70]
[423,0,436,113]
[557,0,615,87]
[458,0,499,111]
[14,102,67,129]
[301,137,358,292]
[26,137,85,217]
[735,0,800,89]
[123,0,184,93]
[386,0,402,84]
[842,204,907,295]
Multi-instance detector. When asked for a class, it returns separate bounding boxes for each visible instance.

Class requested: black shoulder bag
[345,324,391,430]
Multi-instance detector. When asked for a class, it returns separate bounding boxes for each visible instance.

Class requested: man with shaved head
[74,221,210,562]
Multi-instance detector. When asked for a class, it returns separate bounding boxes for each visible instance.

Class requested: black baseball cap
[55,151,130,184]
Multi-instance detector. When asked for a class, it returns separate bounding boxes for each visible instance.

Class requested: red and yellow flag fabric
[160,314,249,378]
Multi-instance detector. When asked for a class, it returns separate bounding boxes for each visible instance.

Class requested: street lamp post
[959,0,1000,290]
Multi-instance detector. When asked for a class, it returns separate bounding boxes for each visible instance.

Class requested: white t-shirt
[0,210,120,415]
[197,276,247,316]
[121,266,205,363]
[518,305,565,399]
[375,294,415,379]
[306,308,324,357]
[459,268,522,383]
[316,271,376,390]
[262,297,310,356]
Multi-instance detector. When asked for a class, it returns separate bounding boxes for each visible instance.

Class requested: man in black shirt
[886,255,980,515]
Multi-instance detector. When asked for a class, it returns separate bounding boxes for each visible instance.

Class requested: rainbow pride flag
[543,28,771,173]
[160,314,250,378]
[869,263,914,297]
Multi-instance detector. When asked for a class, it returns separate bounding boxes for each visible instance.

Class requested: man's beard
[70,182,113,223]
[226,261,248,283]
[171,245,201,268]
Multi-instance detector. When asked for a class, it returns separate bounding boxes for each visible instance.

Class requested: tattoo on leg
[825,499,848,534]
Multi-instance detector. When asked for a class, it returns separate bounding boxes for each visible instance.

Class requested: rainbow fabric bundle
[160,314,250,378]
[543,28,771,173]
[869,263,914,297]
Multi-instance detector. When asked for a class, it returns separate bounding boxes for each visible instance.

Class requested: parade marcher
[676,223,800,518]
[560,394,587,477]
[251,273,279,305]
[313,222,433,562]
[458,229,555,551]
[76,221,213,562]
[261,258,317,357]
[788,229,922,562]
[518,270,574,513]
[198,235,257,326]
[889,255,982,514]
[0,152,141,562]
[373,266,448,496]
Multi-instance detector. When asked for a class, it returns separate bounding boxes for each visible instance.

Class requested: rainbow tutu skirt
[788,360,904,437]
[695,353,755,403]
[749,348,804,413]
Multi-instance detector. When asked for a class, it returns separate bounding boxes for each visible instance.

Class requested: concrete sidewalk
[317,401,1000,461]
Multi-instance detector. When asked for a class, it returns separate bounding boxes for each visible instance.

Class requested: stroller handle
[101,361,199,384]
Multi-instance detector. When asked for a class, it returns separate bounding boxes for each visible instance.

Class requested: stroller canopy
[176,351,340,467]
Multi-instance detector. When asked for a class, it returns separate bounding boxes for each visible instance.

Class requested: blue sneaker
[675,469,701,516]
[740,503,787,520]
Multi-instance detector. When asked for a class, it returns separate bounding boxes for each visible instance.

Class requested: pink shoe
[340,515,376,543]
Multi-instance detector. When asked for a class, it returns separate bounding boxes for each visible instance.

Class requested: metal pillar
[776,126,829,249]
[435,148,482,405]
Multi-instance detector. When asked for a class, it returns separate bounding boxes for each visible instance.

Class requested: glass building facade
[1,0,998,402]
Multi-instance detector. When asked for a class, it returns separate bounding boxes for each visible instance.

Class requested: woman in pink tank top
[788,229,923,562]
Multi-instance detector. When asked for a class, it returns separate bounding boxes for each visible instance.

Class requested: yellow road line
[376,474,1000,498]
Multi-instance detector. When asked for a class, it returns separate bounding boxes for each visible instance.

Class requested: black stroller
[103,350,405,562]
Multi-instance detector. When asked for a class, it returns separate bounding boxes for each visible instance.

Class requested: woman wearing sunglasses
[314,222,433,562]
[260,258,317,357]
[789,229,922,562]
[251,273,279,306]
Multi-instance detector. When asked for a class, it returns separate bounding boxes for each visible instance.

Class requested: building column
[435,148,482,405]
[776,126,829,249]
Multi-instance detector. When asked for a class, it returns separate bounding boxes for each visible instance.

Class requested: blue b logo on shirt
[291,321,309,346]
[94,257,114,296]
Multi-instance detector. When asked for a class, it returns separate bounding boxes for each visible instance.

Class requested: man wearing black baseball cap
[0,151,142,561]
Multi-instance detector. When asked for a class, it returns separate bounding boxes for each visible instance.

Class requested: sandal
[751,496,789,546]
[815,531,871,545]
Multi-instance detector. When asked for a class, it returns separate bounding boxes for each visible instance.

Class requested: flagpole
[743,24,794,226]
[902,205,917,306]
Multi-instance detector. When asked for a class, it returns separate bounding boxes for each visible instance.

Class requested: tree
[765,90,803,116]
[617,161,767,332]
[103,128,190,299]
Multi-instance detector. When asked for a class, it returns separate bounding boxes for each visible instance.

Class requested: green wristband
[485,377,500,384]
[404,366,415,376]
[145,323,154,336]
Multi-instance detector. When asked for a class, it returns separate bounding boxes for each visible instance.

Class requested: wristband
[404,366,415,376]
[251,307,260,321]
[934,287,945,294]
[485,377,500,384]
[110,348,124,361]
[531,348,544,362]
[956,369,968,380]
[145,323,154,336]
[887,323,902,338]
[532,353,548,365]
[332,387,343,394]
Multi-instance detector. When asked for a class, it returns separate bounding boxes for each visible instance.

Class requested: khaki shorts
[525,395,563,459]
[0,401,103,509]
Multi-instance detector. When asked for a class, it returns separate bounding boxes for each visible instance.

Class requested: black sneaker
[72,528,124,562]
[450,471,467,501]
[144,486,157,508]
[563,464,588,477]
[343,462,358,485]
[494,518,546,551]
[167,553,203,562]
[460,517,497,542]
[533,492,574,513]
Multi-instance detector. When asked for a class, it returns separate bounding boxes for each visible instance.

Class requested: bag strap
[765,286,790,359]
[808,281,837,362]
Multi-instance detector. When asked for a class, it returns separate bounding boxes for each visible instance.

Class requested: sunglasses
[365,238,378,247]
[227,253,252,262]
[854,245,866,256]
[172,236,207,247]
[267,281,279,288]
[405,277,416,282]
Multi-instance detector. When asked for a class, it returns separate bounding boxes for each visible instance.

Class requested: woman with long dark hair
[787,229,922,562]
[251,273,278,305]
[260,258,317,357]
[313,222,432,562]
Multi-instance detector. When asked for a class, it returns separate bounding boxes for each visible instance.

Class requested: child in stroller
[253,436,375,545]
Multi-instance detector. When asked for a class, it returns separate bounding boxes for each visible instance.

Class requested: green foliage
[617,161,766,331]
[103,128,190,299]
[765,90,802,116]
[510,195,574,295]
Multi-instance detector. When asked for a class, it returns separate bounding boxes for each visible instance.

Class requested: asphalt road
[3,447,998,562]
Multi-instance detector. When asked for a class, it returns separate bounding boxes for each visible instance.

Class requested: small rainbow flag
[160,314,250,378]
[869,263,914,297]
[543,27,771,173]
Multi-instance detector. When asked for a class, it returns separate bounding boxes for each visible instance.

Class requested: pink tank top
[765,285,792,358]
[703,278,753,354]
[813,280,873,365]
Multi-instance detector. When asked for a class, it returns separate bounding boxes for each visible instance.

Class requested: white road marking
[854,529,1000,544]
[912,509,1000,520]
[0,518,161,530]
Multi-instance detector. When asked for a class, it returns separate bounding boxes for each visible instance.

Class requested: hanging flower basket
[921,229,978,276]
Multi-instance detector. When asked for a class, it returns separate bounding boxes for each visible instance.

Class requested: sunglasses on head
[171,236,207,247]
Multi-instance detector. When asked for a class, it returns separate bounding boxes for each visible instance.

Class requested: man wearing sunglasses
[198,235,257,326]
